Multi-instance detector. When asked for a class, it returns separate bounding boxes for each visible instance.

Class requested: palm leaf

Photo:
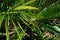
[0,14,5,28]
[14,6,38,10]
[19,12,45,40]
[8,0,36,11]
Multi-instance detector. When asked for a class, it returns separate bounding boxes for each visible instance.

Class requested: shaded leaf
[0,14,5,28]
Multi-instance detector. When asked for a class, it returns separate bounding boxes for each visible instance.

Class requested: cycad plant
[0,0,60,40]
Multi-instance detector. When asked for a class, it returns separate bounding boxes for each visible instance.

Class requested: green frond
[0,0,60,40]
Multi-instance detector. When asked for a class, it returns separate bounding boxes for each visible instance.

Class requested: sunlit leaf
[14,6,38,10]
